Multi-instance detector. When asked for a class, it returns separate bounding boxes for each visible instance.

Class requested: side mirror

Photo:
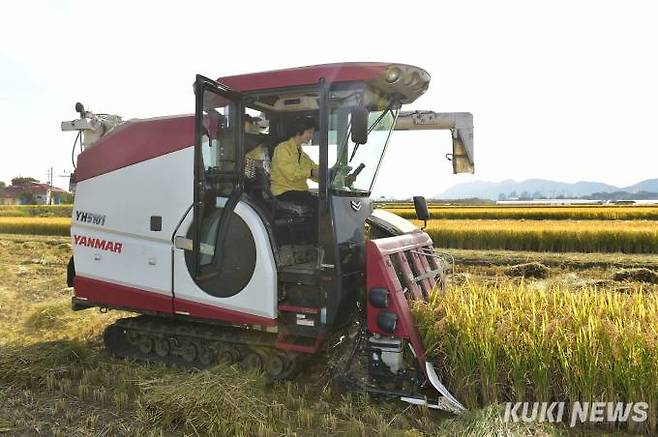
[413,196,430,229]
[351,106,368,145]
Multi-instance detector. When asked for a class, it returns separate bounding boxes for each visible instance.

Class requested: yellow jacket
[246,144,267,160]
[270,138,319,196]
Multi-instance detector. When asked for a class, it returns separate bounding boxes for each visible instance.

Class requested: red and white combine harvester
[61,63,473,413]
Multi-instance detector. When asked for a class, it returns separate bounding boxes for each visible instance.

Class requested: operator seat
[245,164,313,246]
[275,201,312,217]
[263,174,313,222]
[246,138,313,220]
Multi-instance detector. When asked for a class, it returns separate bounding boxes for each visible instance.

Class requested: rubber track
[103,315,302,379]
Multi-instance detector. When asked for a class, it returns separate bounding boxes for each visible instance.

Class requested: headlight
[384,66,401,83]
[369,288,389,308]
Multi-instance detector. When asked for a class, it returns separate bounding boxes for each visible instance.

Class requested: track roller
[265,354,286,378]
[179,340,198,363]
[103,316,306,380]
[241,351,265,372]
[154,338,171,358]
[216,343,240,364]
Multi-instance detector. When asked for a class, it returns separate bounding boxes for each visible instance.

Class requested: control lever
[350,163,365,178]
[346,163,366,186]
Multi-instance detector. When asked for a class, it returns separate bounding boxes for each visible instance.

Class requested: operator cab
[192,63,473,331]
[199,102,318,250]
[197,67,411,247]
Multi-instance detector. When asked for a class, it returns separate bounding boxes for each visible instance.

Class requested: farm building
[0,182,70,205]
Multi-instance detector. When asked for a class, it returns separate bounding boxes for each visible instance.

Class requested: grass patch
[136,366,279,436]
[136,366,565,436]
[18,298,123,341]
[0,217,70,236]
[505,262,550,279]
[436,404,560,436]
[612,268,658,284]
[0,204,72,217]
[447,248,658,271]
[0,340,96,389]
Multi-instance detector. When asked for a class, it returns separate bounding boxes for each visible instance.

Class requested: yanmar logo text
[73,235,123,253]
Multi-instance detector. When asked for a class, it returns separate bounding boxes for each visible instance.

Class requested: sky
[1,0,656,198]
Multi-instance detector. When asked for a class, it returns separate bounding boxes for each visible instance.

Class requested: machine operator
[270,117,319,211]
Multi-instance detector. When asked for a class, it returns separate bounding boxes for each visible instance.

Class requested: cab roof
[218,62,426,93]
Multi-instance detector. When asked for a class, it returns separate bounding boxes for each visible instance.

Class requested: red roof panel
[76,115,195,182]
[218,62,413,92]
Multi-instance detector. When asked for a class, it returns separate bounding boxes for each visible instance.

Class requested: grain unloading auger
[61,63,473,413]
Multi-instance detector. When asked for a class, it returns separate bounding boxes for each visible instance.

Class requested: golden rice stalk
[415,219,658,253]
[413,278,658,433]
[383,205,658,221]
[0,217,70,236]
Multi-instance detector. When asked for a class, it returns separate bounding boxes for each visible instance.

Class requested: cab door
[190,75,245,279]
[172,75,277,324]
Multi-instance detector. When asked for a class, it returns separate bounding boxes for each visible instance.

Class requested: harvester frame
[62,63,473,413]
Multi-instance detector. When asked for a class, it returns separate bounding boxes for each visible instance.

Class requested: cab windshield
[328,106,398,194]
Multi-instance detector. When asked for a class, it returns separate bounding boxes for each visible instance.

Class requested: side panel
[72,147,193,308]
[173,200,278,323]
[365,233,435,371]
[73,276,173,313]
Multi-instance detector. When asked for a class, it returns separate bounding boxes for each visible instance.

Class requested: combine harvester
[61,63,473,413]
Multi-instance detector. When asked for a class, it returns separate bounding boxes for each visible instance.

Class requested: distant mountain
[437,178,657,200]
[622,179,658,193]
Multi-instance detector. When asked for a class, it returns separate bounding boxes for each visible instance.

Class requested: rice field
[383,205,658,221]
[5,203,658,222]
[386,203,658,254]
[0,204,72,217]
[3,204,658,254]
[2,203,656,434]
[413,278,658,434]
[2,232,656,434]
[419,219,658,253]
[0,217,71,236]
[0,235,560,436]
